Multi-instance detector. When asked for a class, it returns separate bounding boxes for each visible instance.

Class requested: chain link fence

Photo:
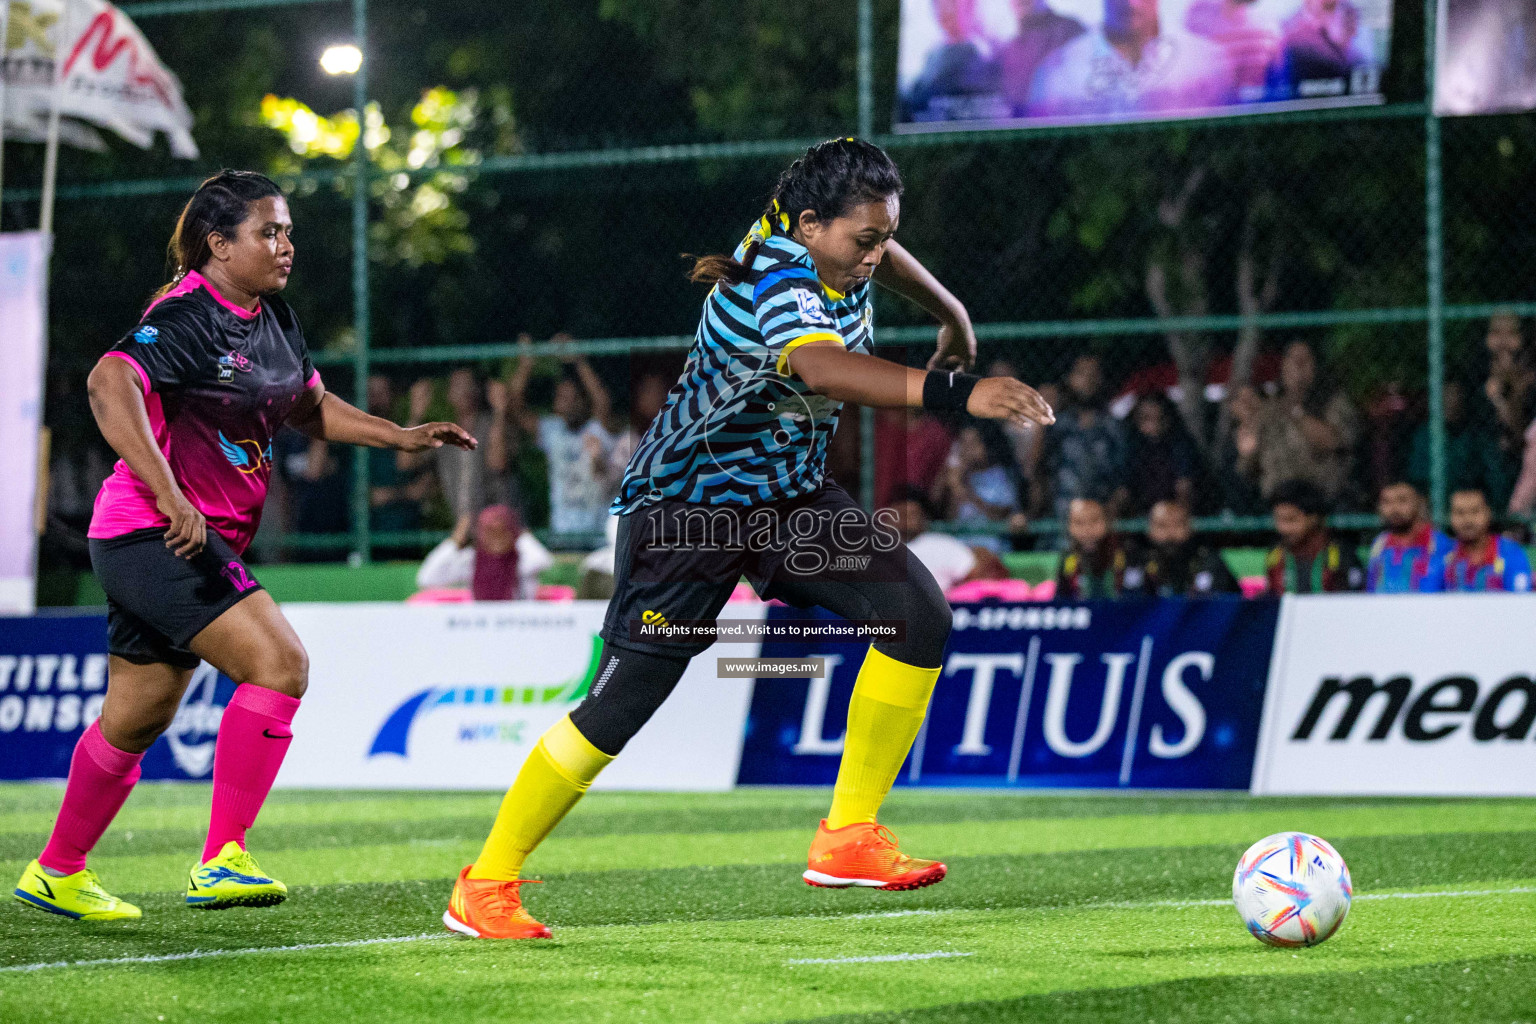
[10,0,1535,582]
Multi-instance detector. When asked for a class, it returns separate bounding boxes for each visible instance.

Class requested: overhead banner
[1433,0,1536,115]
[738,599,1279,789]
[278,602,764,790]
[2,0,198,157]
[1253,594,1536,796]
[896,0,1392,131]
[0,232,49,615]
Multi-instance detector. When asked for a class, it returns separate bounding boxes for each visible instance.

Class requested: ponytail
[686,137,903,286]
[154,170,283,303]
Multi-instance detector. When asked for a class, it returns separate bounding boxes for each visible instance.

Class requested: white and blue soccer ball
[1232,832,1352,948]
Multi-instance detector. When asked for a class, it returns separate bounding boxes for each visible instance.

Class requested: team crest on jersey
[133,326,159,344]
[793,289,834,327]
[218,431,273,474]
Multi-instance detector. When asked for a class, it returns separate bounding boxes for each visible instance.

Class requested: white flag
[2,0,198,158]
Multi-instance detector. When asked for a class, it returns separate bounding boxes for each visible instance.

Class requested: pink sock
[39,721,144,875]
[202,683,300,864]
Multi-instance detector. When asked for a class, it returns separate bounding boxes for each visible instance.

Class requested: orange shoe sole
[802,862,948,891]
[442,907,552,940]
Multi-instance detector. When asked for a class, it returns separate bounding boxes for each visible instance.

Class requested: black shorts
[601,480,913,658]
[88,527,264,670]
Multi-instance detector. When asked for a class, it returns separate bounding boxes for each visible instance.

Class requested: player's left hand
[928,319,976,372]
[398,422,477,452]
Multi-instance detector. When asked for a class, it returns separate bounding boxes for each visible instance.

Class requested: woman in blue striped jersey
[447,137,1054,940]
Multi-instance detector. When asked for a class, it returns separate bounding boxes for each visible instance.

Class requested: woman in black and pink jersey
[12,171,476,921]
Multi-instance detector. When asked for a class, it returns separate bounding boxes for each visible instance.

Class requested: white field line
[5,885,1533,975]
[787,951,972,965]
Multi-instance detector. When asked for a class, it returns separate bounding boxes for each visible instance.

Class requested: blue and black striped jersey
[612,214,874,512]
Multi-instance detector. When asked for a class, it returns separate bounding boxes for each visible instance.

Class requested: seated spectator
[931,422,1027,554]
[1264,478,1364,594]
[986,357,1048,507]
[1442,487,1532,592]
[887,486,1008,592]
[1367,480,1453,593]
[1043,353,1126,522]
[1124,500,1239,597]
[1056,498,1127,599]
[416,505,553,601]
[875,408,956,509]
[1121,394,1199,516]
[508,334,618,538]
[1237,340,1360,508]
[1482,312,1535,460]
[411,368,513,521]
[1408,380,1514,511]
[1215,383,1267,515]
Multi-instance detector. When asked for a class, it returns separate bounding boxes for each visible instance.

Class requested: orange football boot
[442,866,552,939]
[803,819,948,891]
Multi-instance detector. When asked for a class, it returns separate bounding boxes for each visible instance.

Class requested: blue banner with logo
[737,598,1280,790]
[0,612,235,781]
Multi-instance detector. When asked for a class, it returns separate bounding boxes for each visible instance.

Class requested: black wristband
[922,369,981,414]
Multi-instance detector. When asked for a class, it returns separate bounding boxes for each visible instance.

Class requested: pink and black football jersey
[89,270,321,555]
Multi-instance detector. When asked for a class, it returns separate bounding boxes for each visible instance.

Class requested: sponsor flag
[2,0,198,158]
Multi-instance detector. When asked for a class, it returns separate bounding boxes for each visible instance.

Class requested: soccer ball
[1232,832,1352,948]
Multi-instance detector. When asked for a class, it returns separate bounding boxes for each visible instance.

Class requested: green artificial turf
[2,787,1533,1024]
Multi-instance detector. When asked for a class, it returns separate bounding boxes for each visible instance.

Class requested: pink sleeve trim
[306,369,322,389]
[101,351,151,395]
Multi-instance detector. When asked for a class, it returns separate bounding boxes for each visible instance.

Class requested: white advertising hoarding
[1253,594,1536,796]
[274,602,764,790]
[0,232,49,615]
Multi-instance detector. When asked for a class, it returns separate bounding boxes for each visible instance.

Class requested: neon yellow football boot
[186,841,288,910]
[13,859,142,921]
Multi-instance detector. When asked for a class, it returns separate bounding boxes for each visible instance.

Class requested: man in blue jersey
[1443,487,1532,592]
[1367,480,1452,593]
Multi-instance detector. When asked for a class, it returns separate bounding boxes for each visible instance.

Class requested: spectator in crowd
[875,408,957,509]
[412,368,513,522]
[1508,416,1536,516]
[1442,487,1532,592]
[1028,0,1238,119]
[1264,478,1364,594]
[1185,0,1281,97]
[1482,312,1535,458]
[416,504,553,601]
[1215,383,1268,514]
[1408,379,1515,511]
[998,0,1085,114]
[274,427,351,559]
[1124,500,1239,596]
[931,421,1028,553]
[1043,353,1127,522]
[1364,377,1414,497]
[1120,393,1198,515]
[902,0,1007,122]
[1275,0,1370,89]
[508,334,619,538]
[366,374,434,554]
[607,371,672,484]
[578,514,622,600]
[986,357,1049,507]
[1056,497,1128,599]
[1237,340,1360,508]
[1367,480,1453,593]
[888,485,1009,592]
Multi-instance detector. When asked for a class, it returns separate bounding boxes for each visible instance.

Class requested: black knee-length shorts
[88,527,264,670]
[599,480,951,666]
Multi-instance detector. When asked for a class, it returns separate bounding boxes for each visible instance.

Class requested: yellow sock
[468,715,614,881]
[826,646,941,830]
